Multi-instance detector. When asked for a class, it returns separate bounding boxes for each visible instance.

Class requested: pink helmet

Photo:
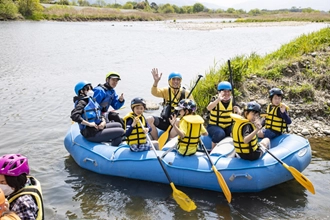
[0,154,29,176]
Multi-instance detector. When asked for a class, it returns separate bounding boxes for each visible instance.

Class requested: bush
[18,0,43,17]
[0,0,19,19]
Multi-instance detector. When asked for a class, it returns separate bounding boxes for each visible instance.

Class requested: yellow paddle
[138,118,197,212]
[158,125,172,150]
[259,145,315,194]
[200,139,232,203]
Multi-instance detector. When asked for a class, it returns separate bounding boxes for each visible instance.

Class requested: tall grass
[192,27,330,114]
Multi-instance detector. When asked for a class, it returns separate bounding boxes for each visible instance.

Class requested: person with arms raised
[147,68,192,141]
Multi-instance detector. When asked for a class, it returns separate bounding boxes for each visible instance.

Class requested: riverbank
[192,27,330,138]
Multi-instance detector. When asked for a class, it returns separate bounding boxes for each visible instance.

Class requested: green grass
[192,27,330,115]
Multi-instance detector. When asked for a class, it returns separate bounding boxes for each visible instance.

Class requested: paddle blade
[283,164,315,194]
[170,182,197,212]
[158,126,171,150]
[212,166,232,203]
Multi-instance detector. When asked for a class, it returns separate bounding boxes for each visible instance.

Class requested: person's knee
[147,116,155,125]
[212,130,225,143]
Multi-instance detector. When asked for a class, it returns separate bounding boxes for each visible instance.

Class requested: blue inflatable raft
[64,123,312,193]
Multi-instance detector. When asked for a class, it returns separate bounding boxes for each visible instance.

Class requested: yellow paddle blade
[283,163,315,194]
[212,166,232,203]
[158,126,171,150]
[170,182,197,212]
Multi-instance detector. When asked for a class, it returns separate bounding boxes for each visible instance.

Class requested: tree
[18,0,43,17]
[192,3,204,13]
[248,8,261,16]
[123,2,133,9]
[0,0,18,19]
[159,3,174,13]
[226,8,235,13]
[150,2,157,10]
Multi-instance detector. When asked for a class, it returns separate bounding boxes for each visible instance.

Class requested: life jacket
[164,87,186,113]
[208,98,233,128]
[123,113,147,145]
[97,84,116,113]
[230,113,258,154]
[7,176,44,220]
[75,97,102,130]
[265,104,287,133]
[177,115,204,156]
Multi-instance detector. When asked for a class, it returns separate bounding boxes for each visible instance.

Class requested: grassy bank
[236,12,330,23]
[192,27,330,116]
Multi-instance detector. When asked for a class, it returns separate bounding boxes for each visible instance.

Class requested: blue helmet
[245,101,261,113]
[74,81,92,95]
[217,81,232,91]
[168,72,182,81]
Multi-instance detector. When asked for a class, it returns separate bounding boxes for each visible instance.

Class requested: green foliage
[248,8,261,16]
[226,8,235,13]
[288,84,315,102]
[192,3,204,13]
[122,3,133,9]
[18,0,43,17]
[0,0,18,19]
[192,27,330,113]
[159,3,174,14]
[77,0,89,6]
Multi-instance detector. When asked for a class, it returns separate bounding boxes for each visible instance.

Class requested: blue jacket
[93,83,124,113]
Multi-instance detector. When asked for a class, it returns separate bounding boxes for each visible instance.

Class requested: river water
[0,20,329,219]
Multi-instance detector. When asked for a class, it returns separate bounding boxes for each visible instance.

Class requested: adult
[147,68,192,140]
[93,71,125,126]
[71,81,125,146]
[0,154,44,220]
[206,81,241,149]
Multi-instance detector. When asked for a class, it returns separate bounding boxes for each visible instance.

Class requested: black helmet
[269,88,283,98]
[245,101,261,113]
[131,97,146,110]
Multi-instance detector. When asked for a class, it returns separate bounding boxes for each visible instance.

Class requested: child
[71,81,125,146]
[0,188,20,220]
[231,101,270,161]
[169,99,208,156]
[258,88,291,139]
[123,97,159,152]
[0,154,44,220]
[206,81,241,149]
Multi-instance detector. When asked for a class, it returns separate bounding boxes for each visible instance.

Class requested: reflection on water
[309,137,330,160]
[64,156,311,219]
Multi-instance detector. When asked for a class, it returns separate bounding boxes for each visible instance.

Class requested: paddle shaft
[227,60,235,105]
[158,74,203,149]
[199,139,232,203]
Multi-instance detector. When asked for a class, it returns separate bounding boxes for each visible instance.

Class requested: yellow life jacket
[8,176,44,220]
[123,112,147,145]
[208,98,233,128]
[177,115,204,156]
[265,104,287,133]
[230,113,258,154]
[165,88,185,113]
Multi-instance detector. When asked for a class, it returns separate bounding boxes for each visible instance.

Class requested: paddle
[199,139,232,203]
[158,74,203,149]
[138,119,197,212]
[259,145,315,194]
[227,60,235,106]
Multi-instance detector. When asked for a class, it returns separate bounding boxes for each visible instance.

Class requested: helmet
[175,99,197,112]
[245,101,261,113]
[269,88,283,98]
[0,154,29,176]
[131,97,146,110]
[217,81,232,91]
[74,81,92,96]
[168,72,182,81]
[106,71,121,80]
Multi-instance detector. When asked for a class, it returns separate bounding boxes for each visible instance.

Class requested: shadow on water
[64,155,310,220]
